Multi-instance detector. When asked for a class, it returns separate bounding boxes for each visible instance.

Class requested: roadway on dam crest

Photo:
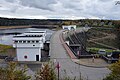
[50,30,110,80]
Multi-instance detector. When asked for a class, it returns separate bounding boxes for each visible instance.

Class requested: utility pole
[56,62,60,80]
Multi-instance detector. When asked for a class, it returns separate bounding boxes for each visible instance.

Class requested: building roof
[13,30,52,42]
[13,35,43,37]
[29,30,46,33]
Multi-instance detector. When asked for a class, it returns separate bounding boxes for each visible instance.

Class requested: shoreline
[0,26,31,30]
[0,25,58,30]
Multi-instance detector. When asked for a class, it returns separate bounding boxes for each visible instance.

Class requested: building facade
[62,25,76,31]
[13,31,46,61]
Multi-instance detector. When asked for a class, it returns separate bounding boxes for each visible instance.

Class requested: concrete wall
[15,43,43,48]
[17,48,41,61]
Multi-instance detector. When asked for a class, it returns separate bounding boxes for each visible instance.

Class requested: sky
[0,0,119,20]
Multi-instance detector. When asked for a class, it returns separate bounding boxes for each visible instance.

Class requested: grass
[87,28,107,39]
[0,44,13,53]
[87,28,117,49]
[87,47,119,54]
[96,38,118,48]
[87,42,111,49]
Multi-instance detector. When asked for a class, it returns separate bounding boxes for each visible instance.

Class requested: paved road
[50,30,110,80]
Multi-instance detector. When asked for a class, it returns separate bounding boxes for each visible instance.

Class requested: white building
[13,31,46,61]
[62,25,76,31]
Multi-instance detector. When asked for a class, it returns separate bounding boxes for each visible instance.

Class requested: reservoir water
[0,28,54,45]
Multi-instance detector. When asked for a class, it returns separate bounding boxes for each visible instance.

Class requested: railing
[102,55,119,63]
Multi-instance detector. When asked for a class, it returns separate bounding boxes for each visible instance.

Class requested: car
[98,49,106,54]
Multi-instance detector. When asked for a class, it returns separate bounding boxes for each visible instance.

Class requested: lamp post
[56,62,60,80]
[82,27,88,54]
[77,46,81,59]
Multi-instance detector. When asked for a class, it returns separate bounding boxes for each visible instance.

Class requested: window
[32,41,34,43]
[19,41,22,43]
[24,55,27,59]
[23,41,26,43]
[36,41,39,43]
[15,41,18,43]
[27,41,30,43]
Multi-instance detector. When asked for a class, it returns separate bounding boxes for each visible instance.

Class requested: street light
[56,62,60,80]
[82,27,88,54]
[77,46,81,59]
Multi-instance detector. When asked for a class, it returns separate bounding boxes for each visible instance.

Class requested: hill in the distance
[0,17,119,28]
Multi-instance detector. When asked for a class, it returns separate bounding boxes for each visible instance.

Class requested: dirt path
[90,41,118,50]
[88,34,116,42]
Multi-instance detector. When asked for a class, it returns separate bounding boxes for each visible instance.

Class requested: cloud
[19,0,57,11]
[0,0,119,20]
[5,0,15,3]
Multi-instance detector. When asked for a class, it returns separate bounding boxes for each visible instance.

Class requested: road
[50,30,110,80]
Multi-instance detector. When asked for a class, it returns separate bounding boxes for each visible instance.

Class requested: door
[36,55,39,61]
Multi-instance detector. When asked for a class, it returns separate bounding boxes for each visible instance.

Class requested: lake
[0,28,54,45]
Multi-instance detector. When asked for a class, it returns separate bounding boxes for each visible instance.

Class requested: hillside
[0,17,119,28]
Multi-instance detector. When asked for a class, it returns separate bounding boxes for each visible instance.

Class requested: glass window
[15,41,18,43]
[36,41,39,43]
[19,41,22,43]
[27,41,30,43]
[23,41,26,43]
[32,41,34,43]
[24,55,27,59]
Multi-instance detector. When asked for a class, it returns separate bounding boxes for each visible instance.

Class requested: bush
[0,44,13,53]
[0,62,31,80]
[35,63,56,80]
[88,48,99,54]
[104,61,120,80]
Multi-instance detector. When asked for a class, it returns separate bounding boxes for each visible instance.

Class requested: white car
[98,49,106,54]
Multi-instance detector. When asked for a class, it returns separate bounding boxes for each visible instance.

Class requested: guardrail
[102,55,119,63]
[59,32,77,59]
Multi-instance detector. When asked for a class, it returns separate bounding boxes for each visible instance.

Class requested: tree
[104,61,120,80]
[0,62,31,80]
[114,21,120,49]
[35,63,56,80]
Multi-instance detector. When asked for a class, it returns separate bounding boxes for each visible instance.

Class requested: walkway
[75,58,110,68]
[50,30,110,80]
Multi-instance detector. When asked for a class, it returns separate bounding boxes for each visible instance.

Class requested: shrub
[0,62,31,80]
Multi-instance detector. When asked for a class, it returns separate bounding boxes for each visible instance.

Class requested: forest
[0,17,119,28]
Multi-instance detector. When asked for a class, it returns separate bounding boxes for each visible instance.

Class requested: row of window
[14,40,41,43]
[25,35,42,37]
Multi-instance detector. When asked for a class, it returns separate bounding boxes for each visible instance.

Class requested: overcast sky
[0,0,119,20]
